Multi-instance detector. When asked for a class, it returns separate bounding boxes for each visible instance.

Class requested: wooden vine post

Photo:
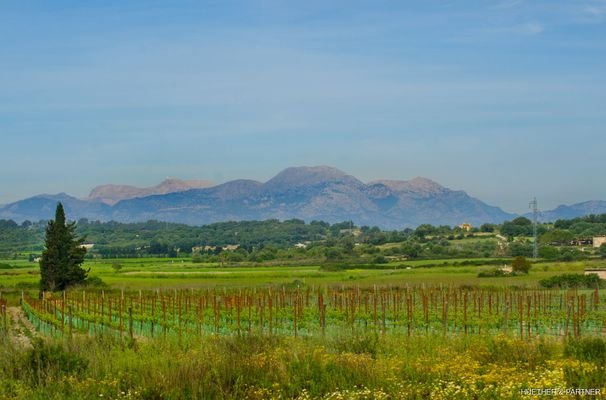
[293,295,298,338]
[68,304,73,337]
[463,292,468,336]
[2,304,6,336]
[128,306,133,339]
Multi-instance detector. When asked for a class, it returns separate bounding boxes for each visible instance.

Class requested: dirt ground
[6,306,37,348]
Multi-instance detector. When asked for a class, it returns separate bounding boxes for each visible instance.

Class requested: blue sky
[1,0,605,213]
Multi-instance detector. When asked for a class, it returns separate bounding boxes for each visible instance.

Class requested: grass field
[0,257,602,291]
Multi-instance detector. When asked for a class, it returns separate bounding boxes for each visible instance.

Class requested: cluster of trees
[553,214,606,237]
[500,217,546,238]
[190,235,505,265]
[3,211,606,263]
[0,219,45,257]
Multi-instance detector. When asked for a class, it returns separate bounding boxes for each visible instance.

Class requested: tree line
[2,212,606,262]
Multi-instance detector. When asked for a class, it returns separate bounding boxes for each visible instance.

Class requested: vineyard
[21,285,606,340]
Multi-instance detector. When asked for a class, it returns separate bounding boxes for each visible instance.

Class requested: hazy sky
[1,1,605,213]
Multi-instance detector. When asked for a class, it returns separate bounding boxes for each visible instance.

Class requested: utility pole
[529,198,539,259]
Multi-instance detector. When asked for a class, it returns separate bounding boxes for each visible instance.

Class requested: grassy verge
[1,332,605,399]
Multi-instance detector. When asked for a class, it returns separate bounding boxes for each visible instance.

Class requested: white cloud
[518,21,544,34]
[482,21,544,35]
[492,0,523,9]
[584,2,606,17]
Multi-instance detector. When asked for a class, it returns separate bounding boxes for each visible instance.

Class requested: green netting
[19,287,606,340]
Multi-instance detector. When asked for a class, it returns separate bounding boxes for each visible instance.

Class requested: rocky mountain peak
[88,178,214,205]
[406,177,445,193]
[370,177,446,195]
[264,166,362,189]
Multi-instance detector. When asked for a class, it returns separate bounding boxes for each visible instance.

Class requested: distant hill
[0,193,111,223]
[0,166,517,228]
[534,201,606,222]
[88,178,214,205]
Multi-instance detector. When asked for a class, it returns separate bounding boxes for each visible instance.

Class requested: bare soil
[6,306,37,348]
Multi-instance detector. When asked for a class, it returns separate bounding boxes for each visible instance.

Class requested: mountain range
[526,201,606,222]
[1,166,604,229]
[88,178,214,205]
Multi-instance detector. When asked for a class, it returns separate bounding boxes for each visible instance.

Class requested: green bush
[84,276,107,288]
[477,269,510,278]
[558,247,588,261]
[539,273,605,289]
[565,337,606,363]
[538,246,560,260]
[511,256,531,274]
[372,255,388,264]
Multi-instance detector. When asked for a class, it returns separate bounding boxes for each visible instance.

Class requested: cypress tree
[39,203,88,291]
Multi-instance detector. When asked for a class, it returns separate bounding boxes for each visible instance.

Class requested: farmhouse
[584,269,606,280]
[458,223,472,232]
[593,236,606,248]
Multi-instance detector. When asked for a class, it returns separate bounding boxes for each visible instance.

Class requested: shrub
[477,269,510,278]
[559,247,588,261]
[538,246,560,260]
[511,256,531,274]
[372,255,388,264]
[565,337,606,363]
[477,268,530,278]
[539,273,605,289]
[84,276,107,288]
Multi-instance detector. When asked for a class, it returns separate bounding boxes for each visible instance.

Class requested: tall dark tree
[40,203,88,291]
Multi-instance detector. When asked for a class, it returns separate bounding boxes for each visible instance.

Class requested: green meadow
[0,257,600,291]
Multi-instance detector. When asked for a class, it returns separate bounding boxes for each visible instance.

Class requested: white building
[593,236,606,248]
[585,269,606,280]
